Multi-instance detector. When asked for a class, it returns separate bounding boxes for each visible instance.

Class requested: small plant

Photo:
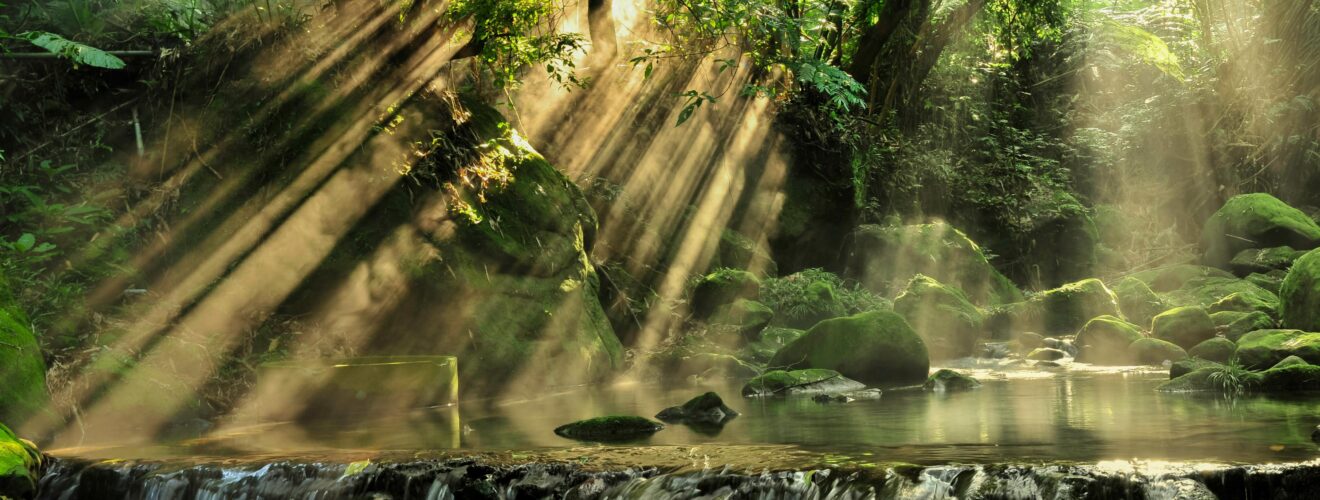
[1206,362,1258,397]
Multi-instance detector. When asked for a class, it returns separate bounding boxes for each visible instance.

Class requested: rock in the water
[923,369,981,392]
[709,299,774,341]
[1271,355,1310,369]
[1114,277,1167,329]
[1164,277,1280,317]
[0,273,46,422]
[845,222,1022,306]
[741,369,867,397]
[741,326,805,364]
[992,279,1123,336]
[0,423,41,499]
[1041,337,1079,356]
[1210,310,1276,341]
[1027,348,1068,361]
[1016,332,1045,351]
[1130,338,1188,365]
[1200,193,1320,269]
[893,275,985,359]
[1257,364,1320,392]
[1229,246,1306,276]
[811,389,883,404]
[768,311,930,386]
[554,416,663,442]
[1152,306,1216,350]
[1188,337,1236,363]
[1281,248,1320,331]
[1171,358,1222,379]
[691,269,760,318]
[1074,315,1143,365]
[655,392,739,426]
[1233,329,1320,369]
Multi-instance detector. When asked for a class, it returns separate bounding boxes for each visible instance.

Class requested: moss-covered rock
[740,369,866,397]
[554,416,663,441]
[1152,306,1216,349]
[1129,338,1188,365]
[1210,310,1276,341]
[1280,248,1320,331]
[655,392,739,426]
[1027,348,1068,361]
[1163,277,1279,317]
[893,275,985,359]
[709,299,774,341]
[1271,355,1310,369]
[740,326,805,364]
[1124,264,1233,293]
[1074,315,1144,365]
[768,311,929,386]
[1208,292,1279,316]
[1229,246,1306,276]
[923,369,981,392]
[1114,277,1167,328]
[1233,329,1320,369]
[996,279,1124,336]
[691,269,760,318]
[1200,193,1320,268]
[1257,364,1320,392]
[1245,272,1284,294]
[0,423,41,499]
[1171,358,1222,379]
[0,273,46,422]
[845,222,1022,306]
[1188,337,1236,363]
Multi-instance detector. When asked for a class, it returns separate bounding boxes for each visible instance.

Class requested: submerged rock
[1188,337,1236,363]
[923,369,981,392]
[1129,338,1188,365]
[1233,329,1320,369]
[1200,193,1320,269]
[768,311,929,386]
[1152,306,1216,350]
[740,369,866,397]
[553,416,663,442]
[893,274,985,359]
[1281,248,1320,331]
[655,392,738,426]
[0,423,40,499]
[1074,315,1143,365]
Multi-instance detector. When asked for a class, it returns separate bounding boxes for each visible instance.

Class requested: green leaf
[15,233,36,252]
[20,31,126,69]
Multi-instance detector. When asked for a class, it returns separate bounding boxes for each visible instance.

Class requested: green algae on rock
[1200,193,1320,269]
[1129,338,1188,365]
[1152,306,1216,349]
[1074,315,1143,365]
[0,273,46,422]
[1188,337,1237,363]
[1113,277,1167,329]
[554,416,664,442]
[0,423,40,499]
[1280,248,1320,331]
[1210,310,1276,341]
[1233,329,1320,369]
[768,311,929,386]
[893,274,985,359]
[709,299,774,341]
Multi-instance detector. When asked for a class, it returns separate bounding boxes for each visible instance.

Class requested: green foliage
[17,31,125,68]
[760,268,886,327]
[444,0,587,90]
[1205,362,1257,396]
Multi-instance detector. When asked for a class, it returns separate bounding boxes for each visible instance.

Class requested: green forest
[1,0,1319,497]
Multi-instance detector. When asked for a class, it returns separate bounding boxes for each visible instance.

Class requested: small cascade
[33,457,1320,499]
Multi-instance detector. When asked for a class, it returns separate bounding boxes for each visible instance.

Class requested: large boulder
[0,274,46,422]
[1200,193,1320,269]
[1129,338,1188,365]
[1211,311,1276,342]
[691,269,760,318]
[1113,277,1167,328]
[0,423,40,499]
[1233,329,1320,370]
[1152,306,1216,349]
[1229,246,1306,276]
[993,279,1123,336]
[845,222,1022,306]
[893,275,985,359]
[768,311,929,386]
[1124,264,1233,293]
[1074,315,1144,365]
[1280,248,1320,331]
[923,369,981,392]
[1188,337,1237,363]
[1163,277,1279,316]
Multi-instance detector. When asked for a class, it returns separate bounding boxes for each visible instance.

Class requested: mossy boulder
[709,299,774,341]
[845,222,1022,306]
[0,273,46,422]
[768,311,929,386]
[1257,364,1320,392]
[1152,307,1216,349]
[923,369,981,392]
[0,423,39,499]
[1129,338,1188,365]
[1164,277,1279,317]
[1245,272,1284,294]
[741,369,866,397]
[1125,264,1233,293]
[1210,310,1276,341]
[893,275,985,359]
[1113,277,1167,328]
[1280,248,1320,331]
[1074,315,1143,365]
[1233,329,1320,370]
[691,269,760,318]
[1271,355,1310,369]
[740,326,805,364]
[1200,193,1320,268]
[995,279,1124,336]
[1188,337,1236,363]
[655,392,739,426]
[1171,358,1222,379]
[554,416,663,442]
[1229,246,1306,276]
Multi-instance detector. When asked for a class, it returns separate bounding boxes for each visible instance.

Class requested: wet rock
[1016,332,1045,351]
[741,369,866,397]
[923,369,981,392]
[1041,337,1078,356]
[740,326,804,364]
[0,423,39,499]
[1170,358,1222,379]
[982,341,1017,359]
[768,311,929,386]
[811,389,883,404]
[1033,360,1063,368]
[993,279,1122,336]
[1152,306,1216,350]
[655,392,738,426]
[1027,348,1068,361]
[553,416,663,442]
[1188,337,1236,363]
[1129,338,1188,365]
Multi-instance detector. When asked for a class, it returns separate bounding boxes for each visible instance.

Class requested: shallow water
[52,364,1320,465]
